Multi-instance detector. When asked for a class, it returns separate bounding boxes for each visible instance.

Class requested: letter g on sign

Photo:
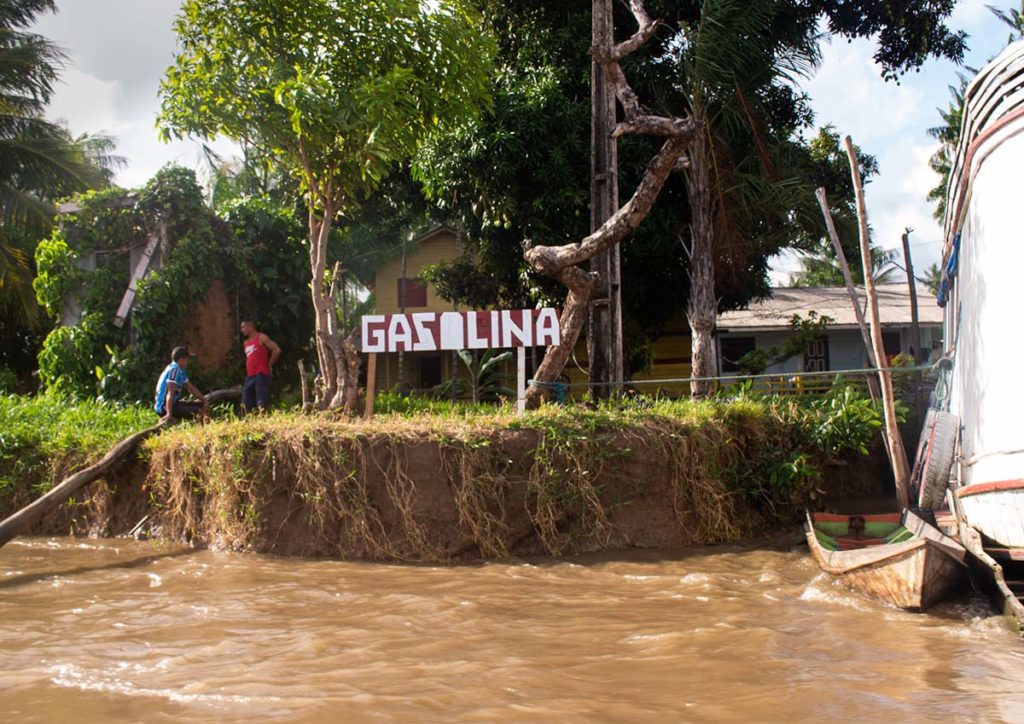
[362,315,387,353]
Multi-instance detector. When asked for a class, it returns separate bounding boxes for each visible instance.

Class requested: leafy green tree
[417,0,966,402]
[0,0,120,334]
[159,0,494,411]
[921,262,942,296]
[791,245,899,287]
[673,0,822,396]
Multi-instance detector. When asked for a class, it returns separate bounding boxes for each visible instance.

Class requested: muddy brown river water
[2,537,1022,722]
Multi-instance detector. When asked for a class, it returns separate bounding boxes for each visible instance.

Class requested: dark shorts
[165,401,204,420]
[242,373,270,411]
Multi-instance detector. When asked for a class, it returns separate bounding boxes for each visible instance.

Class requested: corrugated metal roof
[718,283,942,331]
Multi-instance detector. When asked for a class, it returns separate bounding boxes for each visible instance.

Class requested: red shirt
[244,336,271,377]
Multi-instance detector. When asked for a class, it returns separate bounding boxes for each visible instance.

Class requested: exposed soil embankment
[3,401,889,561]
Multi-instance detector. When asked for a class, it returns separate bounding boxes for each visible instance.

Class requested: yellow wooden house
[368,226,472,392]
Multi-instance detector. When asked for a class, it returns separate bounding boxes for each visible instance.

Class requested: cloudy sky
[33,0,1015,278]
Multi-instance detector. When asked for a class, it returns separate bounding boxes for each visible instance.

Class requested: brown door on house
[804,337,829,373]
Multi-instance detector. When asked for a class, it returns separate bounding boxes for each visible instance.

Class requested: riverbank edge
[2,402,889,561]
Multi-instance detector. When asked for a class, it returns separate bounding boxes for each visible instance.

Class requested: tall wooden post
[901,227,924,410]
[815,188,881,402]
[589,0,623,399]
[845,137,912,509]
[397,235,408,391]
[901,228,922,362]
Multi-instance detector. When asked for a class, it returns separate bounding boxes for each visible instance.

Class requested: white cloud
[46,68,121,134]
[803,39,926,144]
[34,0,237,190]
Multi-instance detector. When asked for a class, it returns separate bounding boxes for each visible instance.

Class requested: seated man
[154,346,209,423]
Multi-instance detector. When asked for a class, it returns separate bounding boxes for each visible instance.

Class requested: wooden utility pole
[901,227,924,410]
[901,228,922,363]
[815,188,881,401]
[589,0,623,399]
[844,136,912,509]
[397,235,408,391]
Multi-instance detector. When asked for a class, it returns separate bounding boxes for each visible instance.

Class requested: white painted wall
[948,131,1024,485]
[718,325,939,377]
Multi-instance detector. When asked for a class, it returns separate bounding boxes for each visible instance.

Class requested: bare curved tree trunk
[523,0,697,409]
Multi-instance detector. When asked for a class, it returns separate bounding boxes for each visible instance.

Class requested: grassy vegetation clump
[0,393,155,512]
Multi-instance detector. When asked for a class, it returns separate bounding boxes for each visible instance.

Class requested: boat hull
[805,511,967,611]
[957,480,1024,548]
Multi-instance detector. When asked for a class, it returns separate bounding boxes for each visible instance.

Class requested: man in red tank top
[240,319,282,413]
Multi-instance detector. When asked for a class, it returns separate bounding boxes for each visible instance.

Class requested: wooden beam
[815,188,881,402]
[844,136,913,509]
[113,225,163,328]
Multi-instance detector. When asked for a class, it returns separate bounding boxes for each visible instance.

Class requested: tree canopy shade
[159,0,495,409]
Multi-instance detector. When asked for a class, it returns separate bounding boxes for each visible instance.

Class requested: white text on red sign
[361,309,560,353]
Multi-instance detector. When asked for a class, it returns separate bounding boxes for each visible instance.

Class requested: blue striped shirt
[154,362,188,414]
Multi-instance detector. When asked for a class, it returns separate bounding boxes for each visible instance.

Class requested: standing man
[240,319,282,413]
[155,346,209,423]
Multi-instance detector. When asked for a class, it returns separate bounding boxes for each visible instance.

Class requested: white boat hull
[957,481,1024,548]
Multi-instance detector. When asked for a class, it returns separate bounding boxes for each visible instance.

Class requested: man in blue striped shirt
[154,347,209,423]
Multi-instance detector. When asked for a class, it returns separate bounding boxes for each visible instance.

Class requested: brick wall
[179,278,237,371]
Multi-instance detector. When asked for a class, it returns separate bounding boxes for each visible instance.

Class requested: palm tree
[0,0,119,324]
[674,0,820,396]
[791,245,900,287]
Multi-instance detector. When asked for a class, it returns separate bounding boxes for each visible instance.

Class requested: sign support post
[364,352,377,419]
[517,346,527,415]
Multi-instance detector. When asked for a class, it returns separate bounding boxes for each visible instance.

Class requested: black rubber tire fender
[918,411,958,510]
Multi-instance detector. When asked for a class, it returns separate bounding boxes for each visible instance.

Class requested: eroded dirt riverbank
[5,411,889,561]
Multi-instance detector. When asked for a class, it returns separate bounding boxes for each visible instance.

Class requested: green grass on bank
[1,384,887,524]
[0,393,156,499]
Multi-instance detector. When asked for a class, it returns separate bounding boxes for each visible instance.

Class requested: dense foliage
[159,0,496,409]
[414,0,965,363]
[33,166,314,401]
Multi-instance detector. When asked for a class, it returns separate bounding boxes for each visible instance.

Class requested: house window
[397,277,428,308]
[720,337,756,373]
[420,355,442,389]
[804,337,830,372]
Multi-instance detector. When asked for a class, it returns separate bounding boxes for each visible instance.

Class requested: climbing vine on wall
[34,166,314,402]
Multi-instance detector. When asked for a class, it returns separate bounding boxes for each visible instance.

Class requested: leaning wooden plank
[844,135,913,508]
[113,228,162,328]
[814,187,881,402]
[0,424,164,550]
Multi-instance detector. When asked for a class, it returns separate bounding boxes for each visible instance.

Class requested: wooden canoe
[805,511,967,610]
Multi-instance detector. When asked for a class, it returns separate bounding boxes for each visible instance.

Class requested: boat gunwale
[956,479,1024,498]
